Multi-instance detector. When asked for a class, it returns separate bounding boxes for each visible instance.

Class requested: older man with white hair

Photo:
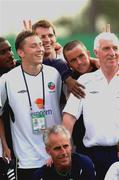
[62,32,119,180]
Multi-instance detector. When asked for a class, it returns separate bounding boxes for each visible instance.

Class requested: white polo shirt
[104,162,119,180]
[63,69,119,147]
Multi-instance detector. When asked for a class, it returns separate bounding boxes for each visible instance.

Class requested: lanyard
[21,65,45,111]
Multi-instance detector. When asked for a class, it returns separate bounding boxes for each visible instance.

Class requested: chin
[78,71,86,74]
[60,159,70,166]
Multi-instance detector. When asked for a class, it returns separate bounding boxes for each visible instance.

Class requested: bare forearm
[62,112,76,134]
[0,116,11,159]
[0,116,6,146]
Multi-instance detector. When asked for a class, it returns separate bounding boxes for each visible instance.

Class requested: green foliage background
[6,33,97,60]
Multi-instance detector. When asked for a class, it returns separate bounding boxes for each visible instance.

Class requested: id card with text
[31,110,46,134]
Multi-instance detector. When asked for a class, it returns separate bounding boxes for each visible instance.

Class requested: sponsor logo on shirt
[18,90,27,93]
[35,98,44,109]
[89,91,99,94]
[35,98,52,115]
[33,109,52,116]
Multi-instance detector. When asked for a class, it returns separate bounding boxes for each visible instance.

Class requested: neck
[87,64,93,73]
[22,63,42,75]
[101,66,118,83]
[55,164,71,177]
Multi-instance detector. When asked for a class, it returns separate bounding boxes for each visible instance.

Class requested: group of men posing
[0,20,119,180]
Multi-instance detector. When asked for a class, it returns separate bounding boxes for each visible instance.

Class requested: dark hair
[63,40,87,61]
[15,30,35,51]
[0,37,6,43]
[32,19,56,35]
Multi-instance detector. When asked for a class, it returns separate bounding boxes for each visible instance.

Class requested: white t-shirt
[63,69,119,147]
[104,162,119,180]
[0,64,62,168]
[0,139,2,157]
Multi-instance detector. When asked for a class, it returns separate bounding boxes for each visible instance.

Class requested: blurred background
[1,0,119,59]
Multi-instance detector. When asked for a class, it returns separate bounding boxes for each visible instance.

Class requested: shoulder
[43,64,61,75]
[105,162,119,180]
[77,69,100,85]
[0,66,21,80]
[72,153,94,168]
[72,153,92,162]
[7,65,21,75]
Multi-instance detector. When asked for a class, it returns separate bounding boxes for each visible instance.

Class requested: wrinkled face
[46,133,72,171]
[64,44,90,74]
[94,39,119,69]
[17,35,44,66]
[0,40,15,68]
[35,27,56,56]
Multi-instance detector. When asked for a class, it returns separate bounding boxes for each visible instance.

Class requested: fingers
[102,24,111,33]
[71,82,86,99]
[76,82,85,89]
[72,88,85,99]
[45,157,53,167]
[23,20,32,31]
[23,20,27,30]
[29,20,32,30]
[102,27,106,32]
[106,24,111,32]
[3,148,11,162]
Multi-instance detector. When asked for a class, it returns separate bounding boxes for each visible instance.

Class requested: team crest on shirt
[48,82,55,92]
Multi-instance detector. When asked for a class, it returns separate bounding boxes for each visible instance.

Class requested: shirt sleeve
[0,74,7,115]
[104,162,119,180]
[55,59,72,81]
[44,59,72,81]
[62,92,83,119]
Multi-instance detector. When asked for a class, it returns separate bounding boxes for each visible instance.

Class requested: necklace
[56,166,71,177]
[57,170,70,177]
[56,170,74,180]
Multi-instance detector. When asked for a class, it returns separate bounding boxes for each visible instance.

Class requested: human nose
[76,57,82,64]
[38,45,44,53]
[60,146,66,153]
[44,35,51,42]
[109,48,116,56]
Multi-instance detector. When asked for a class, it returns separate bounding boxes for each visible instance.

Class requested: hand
[90,57,100,68]
[23,20,32,31]
[66,77,85,98]
[45,157,53,167]
[3,146,11,162]
[55,42,63,55]
[102,24,111,32]
[70,80,85,98]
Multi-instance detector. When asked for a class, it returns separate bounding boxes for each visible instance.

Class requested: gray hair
[43,125,71,147]
[94,32,119,50]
